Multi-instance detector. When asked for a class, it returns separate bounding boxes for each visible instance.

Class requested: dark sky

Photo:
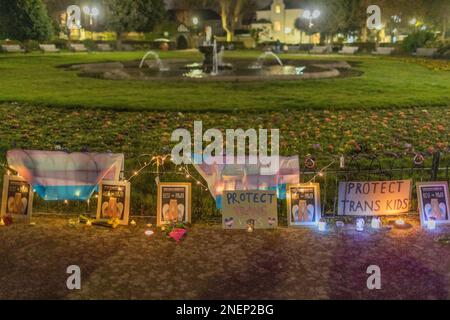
[165,0,273,10]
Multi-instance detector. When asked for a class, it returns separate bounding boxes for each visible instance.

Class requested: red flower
[169,228,187,242]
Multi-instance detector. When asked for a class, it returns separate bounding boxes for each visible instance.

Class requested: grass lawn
[0,50,449,112]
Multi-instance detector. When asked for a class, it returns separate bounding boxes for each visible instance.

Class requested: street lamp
[192,17,199,27]
[83,6,99,26]
[303,9,320,28]
[302,9,320,45]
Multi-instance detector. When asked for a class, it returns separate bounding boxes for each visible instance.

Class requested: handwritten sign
[338,180,411,215]
[222,190,277,229]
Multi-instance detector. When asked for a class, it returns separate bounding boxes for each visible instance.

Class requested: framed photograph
[416,182,450,226]
[96,180,130,225]
[287,183,321,226]
[157,182,191,226]
[1,175,33,222]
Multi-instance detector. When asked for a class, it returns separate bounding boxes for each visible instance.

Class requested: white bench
[97,43,113,51]
[69,43,88,52]
[1,44,25,53]
[415,48,437,57]
[39,44,60,53]
[121,44,135,51]
[310,46,332,54]
[372,47,395,55]
[338,46,359,54]
[311,46,332,54]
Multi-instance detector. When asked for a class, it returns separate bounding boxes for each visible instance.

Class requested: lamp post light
[302,9,320,44]
[83,6,99,26]
[303,9,321,29]
[409,17,419,32]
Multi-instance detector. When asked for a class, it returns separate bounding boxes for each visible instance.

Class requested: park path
[0,215,449,299]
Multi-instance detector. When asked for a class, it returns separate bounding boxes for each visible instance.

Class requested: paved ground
[1,215,450,300]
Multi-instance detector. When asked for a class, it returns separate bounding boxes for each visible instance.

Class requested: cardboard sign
[96,180,130,225]
[157,182,191,226]
[287,183,321,226]
[222,190,277,229]
[338,180,411,215]
[1,175,33,221]
[417,182,450,225]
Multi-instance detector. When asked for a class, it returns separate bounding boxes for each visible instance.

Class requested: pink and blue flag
[7,150,124,201]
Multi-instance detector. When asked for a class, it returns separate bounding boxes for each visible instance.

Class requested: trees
[218,0,256,42]
[0,0,53,41]
[425,0,450,40]
[219,0,244,42]
[105,0,166,46]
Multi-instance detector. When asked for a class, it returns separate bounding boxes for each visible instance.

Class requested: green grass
[0,50,449,112]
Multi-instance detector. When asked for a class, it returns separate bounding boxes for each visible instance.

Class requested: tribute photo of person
[96,180,131,225]
[287,183,321,226]
[1,174,34,221]
[157,182,191,226]
[416,182,450,226]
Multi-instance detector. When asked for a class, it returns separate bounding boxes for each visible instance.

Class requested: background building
[251,0,320,44]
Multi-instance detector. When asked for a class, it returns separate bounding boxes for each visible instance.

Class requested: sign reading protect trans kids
[222,190,277,229]
[338,180,412,215]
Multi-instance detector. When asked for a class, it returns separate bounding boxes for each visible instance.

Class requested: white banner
[338,180,412,215]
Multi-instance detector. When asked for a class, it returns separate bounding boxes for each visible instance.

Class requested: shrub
[81,39,97,51]
[0,0,53,41]
[51,39,69,50]
[401,31,435,54]
[23,40,40,51]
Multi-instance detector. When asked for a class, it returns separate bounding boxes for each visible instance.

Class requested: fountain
[139,51,169,71]
[68,30,350,81]
[250,51,284,69]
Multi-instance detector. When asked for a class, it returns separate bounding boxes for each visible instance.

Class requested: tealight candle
[318,220,326,232]
[356,218,365,231]
[427,219,436,230]
[371,217,381,229]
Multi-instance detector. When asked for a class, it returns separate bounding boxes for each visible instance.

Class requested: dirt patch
[1,215,449,299]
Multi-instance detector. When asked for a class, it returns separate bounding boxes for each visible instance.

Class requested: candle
[318,220,326,232]
[427,219,436,230]
[356,218,365,231]
[371,217,381,229]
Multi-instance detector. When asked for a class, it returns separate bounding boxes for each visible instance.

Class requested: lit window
[274,21,281,32]
[275,5,281,14]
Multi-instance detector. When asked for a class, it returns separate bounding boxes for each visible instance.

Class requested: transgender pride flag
[7,150,124,201]
[193,155,300,209]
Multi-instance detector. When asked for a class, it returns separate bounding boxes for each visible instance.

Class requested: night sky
[165,0,274,10]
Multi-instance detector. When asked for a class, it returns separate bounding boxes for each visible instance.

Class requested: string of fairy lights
[0,151,430,201]
[125,154,210,192]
